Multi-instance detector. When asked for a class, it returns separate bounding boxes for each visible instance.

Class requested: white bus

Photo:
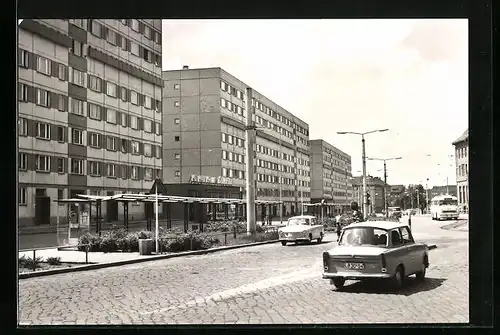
[430,195,459,221]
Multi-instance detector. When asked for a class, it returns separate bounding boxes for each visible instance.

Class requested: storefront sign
[189,174,233,186]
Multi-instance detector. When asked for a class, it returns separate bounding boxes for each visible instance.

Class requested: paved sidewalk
[18,248,156,264]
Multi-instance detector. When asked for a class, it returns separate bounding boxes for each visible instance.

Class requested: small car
[322,221,429,290]
[278,215,324,246]
[388,207,402,219]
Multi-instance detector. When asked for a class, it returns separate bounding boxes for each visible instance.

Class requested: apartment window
[58,95,67,112]
[155,122,161,135]
[71,19,86,29]
[144,168,153,180]
[174,153,180,160]
[154,31,161,44]
[58,64,66,81]
[89,133,101,148]
[120,19,128,25]
[121,113,127,127]
[130,42,140,56]
[18,83,28,101]
[131,141,140,155]
[174,101,180,107]
[121,139,128,153]
[106,109,117,124]
[106,136,116,151]
[154,54,161,67]
[144,96,152,109]
[143,48,153,63]
[19,153,27,170]
[35,155,50,172]
[174,84,180,90]
[228,135,233,145]
[174,118,180,125]
[36,89,50,107]
[119,87,127,102]
[144,25,152,39]
[221,133,226,142]
[120,36,128,51]
[71,128,84,145]
[174,136,180,142]
[144,143,152,157]
[130,91,139,105]
[91,20,101,36]
[106,81,117,97]
[36,122,50,139]
[56,126,64,142]
[143,119,153,133]
[19,49,28,68]
[19,187,27,205]
[120,165,127,179]
[89,161,101,176]
[70,158,84,175]
[222,150,227,160]
[107,164,116,178]
[88,75,101,92]
[131,19,140,32]
[71,98,85,115]
[221,98,227,108]
[88,103,101,120]
[57,157,64,173]
[155,146,161,159]
[18,118,28,136]
[130,116,138,130]
[222,167,228,177]
[228,152,233,161]
[131,166,139,180]
[174,170,180,177]
[106,29,117,45]
[72,40,84,57]
[36,56,51,76]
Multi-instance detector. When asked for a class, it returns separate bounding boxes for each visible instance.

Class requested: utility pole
[279,135,283,224]
[410,185,414,209]
[245,87,256,235]
[383,160,388,217]
[361,135,368,218]
[416,188,420,213]
[345,166,348,214]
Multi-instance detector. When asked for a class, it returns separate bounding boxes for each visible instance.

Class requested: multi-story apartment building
[162,67,311,218]
[18,19,163,226]
[352,175,386,213]
[452,129,468,212]
[309,139,353,215]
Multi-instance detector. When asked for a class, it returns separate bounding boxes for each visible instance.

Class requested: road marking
[139,260,322,315]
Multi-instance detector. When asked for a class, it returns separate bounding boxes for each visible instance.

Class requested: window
[19,49,28,68]
[58,64,66,81]
[131,166,139,179]
[143,119,153,133]
[120,166,127,179]
[155,146,161,159]
[58,95,66,111]
[228,135,233,145]
[174,101,180,107]
[57,189,64,201]
[130,42,140,56]
[143,48,153,63]
[400,227,414,244]
[121,139,128,153]
[71,98,85,115]
[19,153,27,170]
[91,20,101,36]
[19,187,27,205]
[390,230,403,246]
[144,25,152,39]
[154,31,161,44]
[174,84,179,90]
[106,29,117,45]
[18,83,28,101]
[89,161,101,176]
[71,128,84,145]
[144,168,153,180]
[130,91,139,105]
[121,113,127,127]
[71,19,86,29]
[18,118,28,136]
[36,56,51,76]
[72,68,85,86]
[106,109,117,124]
[72,40,84,57]
[221,133,226,142]
[174,153,180,160]
[221,98,227,108]
[130,116,138,130]
[144,143,152,157]
[88,103,101,120]
[36,89,50,107]
[154,54,161,67]
[144,96,152,109]
[107,164,116,178]
[106,136,116,151]
[174,136,180,142]
[57,126,64,142]
[35,155,50,172]
[120,87,127,102]
[131,140,140,155]
[120,36,128,51]
[131,19,140,32]
[89,133,101,148]
[222,167,228,177]
[174,170,180,177]
[36,122,50,139]
[57,158,64,173]
[222,151,227,160]
[106,81,117,97]
[70,158,84,175]
[174,118,180,125]
[155,122,161,135]
[88,75,101,92]
[121,19,128,25]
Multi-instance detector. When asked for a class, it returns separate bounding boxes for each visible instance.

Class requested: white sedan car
[278,215,325,246]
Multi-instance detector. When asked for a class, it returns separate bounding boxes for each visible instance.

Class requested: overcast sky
[161,19,468,188]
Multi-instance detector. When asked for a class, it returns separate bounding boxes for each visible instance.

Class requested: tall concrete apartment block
[18,19,163,226]
[162,67,311,216]
[310,139,353,213]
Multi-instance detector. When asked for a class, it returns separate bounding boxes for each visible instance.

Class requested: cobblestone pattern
[19,233,468,325]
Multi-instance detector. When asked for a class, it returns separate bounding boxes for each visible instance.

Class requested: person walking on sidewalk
[350,201,364,223]
[335,214,342,241]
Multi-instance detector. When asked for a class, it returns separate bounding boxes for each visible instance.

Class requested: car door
[384,229,408,275]
[311,218,320,237]
[399,226,420,274]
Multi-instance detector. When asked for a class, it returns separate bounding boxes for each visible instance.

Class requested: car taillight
[380,254,387,270]
[323,252,330,271]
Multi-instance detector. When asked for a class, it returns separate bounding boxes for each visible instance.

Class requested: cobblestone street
[19,217,468,325]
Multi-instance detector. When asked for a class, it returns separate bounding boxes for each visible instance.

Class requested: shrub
[19,255,43,269]
[204,220,246,233]
[78,232,103,252]
[46,256,62,266]
[161,232,220,253]
[239,230,279,243]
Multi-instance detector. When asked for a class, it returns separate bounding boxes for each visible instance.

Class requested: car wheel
[308,233,313,243]
[393,265,404,289]
[332,278,345,289]
[416,263,426,281]
[281,241,287,246]
[317,232,324,243]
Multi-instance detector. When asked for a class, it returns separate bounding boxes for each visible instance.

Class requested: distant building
[429,185,457,199]
[387,184,406,207]
[452,129,468,212]
[352,175,386,213]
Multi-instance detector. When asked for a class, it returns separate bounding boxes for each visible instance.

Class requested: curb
[18,239,281,279]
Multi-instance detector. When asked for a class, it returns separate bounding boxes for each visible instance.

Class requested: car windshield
[287,218,310,226]
[438,199,458,206]
[339,227,388,247]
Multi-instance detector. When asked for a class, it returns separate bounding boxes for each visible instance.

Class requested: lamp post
[244,87,256,235]
[337,129,389,219]
[367,156,402,217]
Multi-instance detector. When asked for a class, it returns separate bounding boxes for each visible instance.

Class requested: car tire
[393,265,404,289]
[308,233,313,243]
[416,263,426,281]
[317,232,324,243]
[332,278,345,289]
[281,241,287,246]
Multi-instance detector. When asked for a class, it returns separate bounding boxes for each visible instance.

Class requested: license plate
[345,262,365,270]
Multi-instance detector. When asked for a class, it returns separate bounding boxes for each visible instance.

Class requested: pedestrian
[335,214,342,241]
[350,202,364,222]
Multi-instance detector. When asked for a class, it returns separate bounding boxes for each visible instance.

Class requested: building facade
[18,19,163,226]
[309,139,353,214]
[387,184,405,207]
[352,176,386,213]
[452,129,469,212]
[162,67,311,218]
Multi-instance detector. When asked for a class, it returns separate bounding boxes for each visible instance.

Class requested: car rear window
[340,227,388,247]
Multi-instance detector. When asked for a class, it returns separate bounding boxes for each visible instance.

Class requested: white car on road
[278,215,324,246]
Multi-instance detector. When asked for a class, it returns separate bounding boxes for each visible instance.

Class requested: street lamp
[367,156,402,217]
[337,129,389,218]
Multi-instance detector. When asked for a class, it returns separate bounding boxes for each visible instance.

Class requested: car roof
[345,221,408,230]
[288,215,316,219]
